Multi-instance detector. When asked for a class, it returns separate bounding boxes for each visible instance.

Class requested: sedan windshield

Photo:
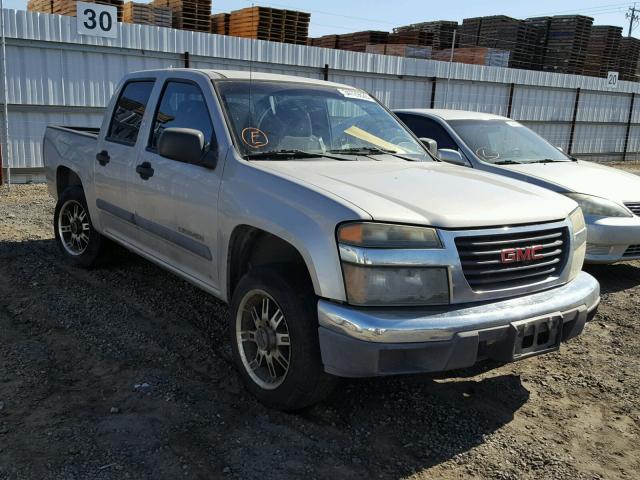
[448,119,571,164]
[216,80,431,161]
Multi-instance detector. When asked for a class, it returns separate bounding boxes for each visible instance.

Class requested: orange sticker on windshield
[241,127,269,148]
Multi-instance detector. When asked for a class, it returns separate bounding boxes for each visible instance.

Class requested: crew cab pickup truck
[44,69,600,410]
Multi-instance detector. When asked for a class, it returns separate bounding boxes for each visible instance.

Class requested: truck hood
[500,160,640,203]
[259,160,577,228]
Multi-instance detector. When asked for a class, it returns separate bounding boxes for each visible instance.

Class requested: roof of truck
[129,68,352,89]
[394,108,509,121]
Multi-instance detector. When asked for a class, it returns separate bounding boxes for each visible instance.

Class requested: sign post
[76,2,118,39]
[1,1,10,185]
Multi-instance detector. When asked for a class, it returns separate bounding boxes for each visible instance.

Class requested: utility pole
[626,3,639,37]
[444,29,457,109]
[0,0,11,186]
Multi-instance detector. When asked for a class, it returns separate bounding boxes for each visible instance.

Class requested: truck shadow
[584,262,640,294]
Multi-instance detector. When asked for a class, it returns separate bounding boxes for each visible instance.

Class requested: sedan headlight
[568,207,586,281]
[564,193,632,218]
[338,222,449,306]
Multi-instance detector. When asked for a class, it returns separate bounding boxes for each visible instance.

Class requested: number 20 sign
[77,2,118,39]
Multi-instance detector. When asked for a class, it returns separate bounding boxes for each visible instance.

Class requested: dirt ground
[0,182,639,480]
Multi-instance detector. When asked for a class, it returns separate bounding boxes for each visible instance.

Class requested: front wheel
[54,186,109,268]
[229,267,336,411]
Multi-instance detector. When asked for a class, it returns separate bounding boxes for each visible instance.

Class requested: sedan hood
[500,160,640,203]
[259,160,577,228]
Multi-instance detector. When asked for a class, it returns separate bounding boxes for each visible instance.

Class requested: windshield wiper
[527,158,571,164]
[328,147,417,162]
[493,160,523,165]
[244,150,354,161]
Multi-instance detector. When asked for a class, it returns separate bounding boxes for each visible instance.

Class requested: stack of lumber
[152,0,211,32]
[308,35,340,48]
[525,17,552,71]
[27,0,124,22]
[210,13,230,35]
[123,2,172,27]
[618,37,640,81]
[458,15,539,70]
[541,15,593,74]
[336,30,389,52]
[365,44,432,59]
[582,25,622,77]
[431,47,510,67]
[387,30,433,46]
[394,21,458,50]
[228,6,310,45]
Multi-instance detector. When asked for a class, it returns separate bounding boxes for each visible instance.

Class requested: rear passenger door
[94,80,155,242]
[130,78,224,291]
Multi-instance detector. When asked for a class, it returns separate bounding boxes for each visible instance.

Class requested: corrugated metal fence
[3,8,640,177]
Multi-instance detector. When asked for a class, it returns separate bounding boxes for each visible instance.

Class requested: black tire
[229,267,337,411]
[54,186,110,268]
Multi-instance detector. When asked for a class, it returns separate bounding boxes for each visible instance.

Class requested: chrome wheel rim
[236,289,291,390]
[58,200,90,256]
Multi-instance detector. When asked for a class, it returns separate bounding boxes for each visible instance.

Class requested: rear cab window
[106,80,155,146]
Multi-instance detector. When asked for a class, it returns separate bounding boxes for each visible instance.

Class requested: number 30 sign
[77,1,118,39]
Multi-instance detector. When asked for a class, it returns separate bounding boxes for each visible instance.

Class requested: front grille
[624,245,640,257]
[625,202,640,216]
[455,227,569,291]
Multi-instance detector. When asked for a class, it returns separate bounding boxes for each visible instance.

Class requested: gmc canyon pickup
[44,69,600,410]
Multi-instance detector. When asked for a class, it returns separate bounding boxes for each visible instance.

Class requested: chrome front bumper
[585,216,640,263]
[317,271,600,377]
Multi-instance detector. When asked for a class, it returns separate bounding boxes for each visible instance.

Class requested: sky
[3,0,640,38]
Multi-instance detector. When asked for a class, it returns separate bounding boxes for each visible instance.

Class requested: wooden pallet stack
[458,16,539,70]
[123,2,172,28]
[525,17,552,71]
[541,15,593,74]
[308,35,340,48]
[394,21,458,50]
[387,29,433,46]
[28,0,124,21]
[582,25,622,77]
[210,13,230,34]
[336,31,389,52]
[152,0,211,32]
[365,44,432,59]
[228,7,310,45]
[618,37,640,81]
[431,47,510,67]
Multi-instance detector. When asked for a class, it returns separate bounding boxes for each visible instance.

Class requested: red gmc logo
[500,245,544,264]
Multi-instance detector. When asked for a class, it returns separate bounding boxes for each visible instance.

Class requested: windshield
[448,119,571,164]
[216,80,431,161]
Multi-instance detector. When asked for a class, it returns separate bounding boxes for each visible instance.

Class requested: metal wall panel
[511,86,576,122]
[3,107,104,168]
[576,91,632,123]
[522,122,572,152]
[328,72,430,108]
[433,80,510,115]
[572,124,627,154]
[626,125,640,153]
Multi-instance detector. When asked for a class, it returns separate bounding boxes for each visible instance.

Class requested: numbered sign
[607,71,619,89]
[77,2,118,39]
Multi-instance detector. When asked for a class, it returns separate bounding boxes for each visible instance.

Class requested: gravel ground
[0,183,639,480]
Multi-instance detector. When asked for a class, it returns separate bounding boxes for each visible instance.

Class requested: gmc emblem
[500,245,544,264]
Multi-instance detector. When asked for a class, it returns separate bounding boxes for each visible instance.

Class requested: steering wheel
[476,147,500,160]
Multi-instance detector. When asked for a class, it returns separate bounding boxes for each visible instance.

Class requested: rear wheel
[54,186,109,268]
[230,267,336,411]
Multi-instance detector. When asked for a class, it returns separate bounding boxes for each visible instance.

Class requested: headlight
[338,222,441,248]
[342,264,449,306]
[337,222,448,306]
[564,193,632,218]
[568,208,586,281]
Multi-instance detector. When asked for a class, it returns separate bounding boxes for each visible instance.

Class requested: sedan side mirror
[158,127,216,169]
[438,148,467,166]
[419,137,438,157]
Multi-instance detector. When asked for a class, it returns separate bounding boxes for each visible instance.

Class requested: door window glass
[149,82,214,152]
[107,81,154,145]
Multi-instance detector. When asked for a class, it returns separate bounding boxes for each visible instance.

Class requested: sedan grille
[624,245,640,257]
[455,227,569,291]
[624,202,640,216]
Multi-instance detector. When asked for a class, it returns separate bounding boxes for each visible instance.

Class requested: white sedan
[395,109,640,263]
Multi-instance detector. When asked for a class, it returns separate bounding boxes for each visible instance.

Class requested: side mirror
[158,127,216,169]
[419,137,438,157]
[438,148,467,166]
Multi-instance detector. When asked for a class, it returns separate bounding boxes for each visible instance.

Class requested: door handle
[136,161,154,180]
[96,150,110,166]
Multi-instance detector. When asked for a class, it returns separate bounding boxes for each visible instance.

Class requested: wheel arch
[56,166,83,197]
